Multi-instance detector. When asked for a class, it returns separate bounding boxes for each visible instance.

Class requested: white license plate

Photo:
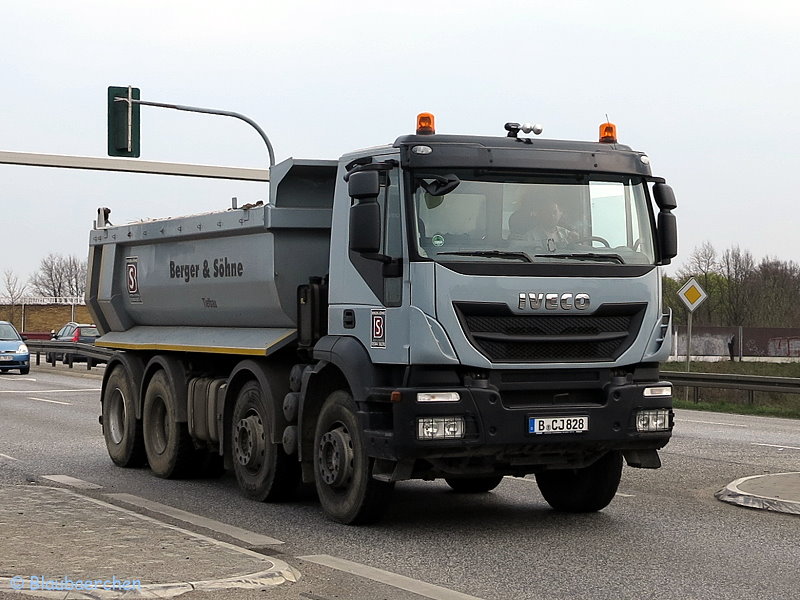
[0,355,12,361]
[528,415,589,435]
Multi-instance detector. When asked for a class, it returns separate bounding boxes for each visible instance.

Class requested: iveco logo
[518,292,590,310]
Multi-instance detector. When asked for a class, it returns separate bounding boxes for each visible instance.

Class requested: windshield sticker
[431,234,445,247]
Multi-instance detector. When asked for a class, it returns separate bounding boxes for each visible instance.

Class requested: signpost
[677,277,708,399]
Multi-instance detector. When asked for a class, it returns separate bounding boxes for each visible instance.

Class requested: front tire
[536,451,623,512]
[143,370,195,478]
[314,390,393,524]
[102,366,146,467]
[231,380,298,501]
[445,475,504,493]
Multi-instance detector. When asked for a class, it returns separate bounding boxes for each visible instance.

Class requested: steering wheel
[575,235,611,248]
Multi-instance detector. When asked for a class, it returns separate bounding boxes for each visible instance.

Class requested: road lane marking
[29,396,72,405]
[106,493,284,546]
[42,475,102,489]
[680,419,748,428]
[0,453,18,461]
[0,388,100,394]
[753,443,800,451]
[299,554,484,600]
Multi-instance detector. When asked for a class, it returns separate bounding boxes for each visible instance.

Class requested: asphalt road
[1,364,799,600]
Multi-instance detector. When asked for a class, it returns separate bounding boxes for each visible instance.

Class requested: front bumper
[364,379,673,471]
[0,353,29,369]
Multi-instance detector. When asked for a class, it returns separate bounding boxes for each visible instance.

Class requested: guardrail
[662,371,800,403]
[25,340,114,370]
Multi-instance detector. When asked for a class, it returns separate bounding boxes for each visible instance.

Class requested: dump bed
[86,158,337,355]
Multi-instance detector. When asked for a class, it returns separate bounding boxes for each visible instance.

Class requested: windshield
[412,172,656,265]
[0,323,21,340]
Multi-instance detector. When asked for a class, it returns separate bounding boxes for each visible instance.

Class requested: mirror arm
[359,253,403,277]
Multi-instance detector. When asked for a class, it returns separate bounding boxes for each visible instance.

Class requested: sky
[2,0,799,287]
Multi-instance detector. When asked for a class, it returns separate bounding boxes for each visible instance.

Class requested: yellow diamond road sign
[678,277,708,312]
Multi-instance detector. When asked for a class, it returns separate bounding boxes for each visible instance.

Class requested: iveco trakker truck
[89,115,677,524]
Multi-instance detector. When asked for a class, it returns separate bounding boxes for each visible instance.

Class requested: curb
[0,485,300,599]
[716,473,800,516]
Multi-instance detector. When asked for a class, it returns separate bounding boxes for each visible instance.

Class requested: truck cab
[306,117,676,520]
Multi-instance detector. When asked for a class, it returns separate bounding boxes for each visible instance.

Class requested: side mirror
[349,200,381,254]
[348,170,380,200]
[653,183,677,211]
[657,211,678,264]
[653,182,677,264]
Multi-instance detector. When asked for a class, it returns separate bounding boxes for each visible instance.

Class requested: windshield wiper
[535,252,625,264]
[437,250,533,263]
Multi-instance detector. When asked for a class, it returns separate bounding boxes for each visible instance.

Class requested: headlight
[636,409,671,432]
[17,343,28,354]
[416,417,465,440]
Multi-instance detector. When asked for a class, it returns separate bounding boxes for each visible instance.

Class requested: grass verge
[664,361,800,419]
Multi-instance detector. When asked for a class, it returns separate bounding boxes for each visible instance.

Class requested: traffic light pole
[113,94,276,167]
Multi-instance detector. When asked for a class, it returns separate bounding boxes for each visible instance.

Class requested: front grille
[455,302,646,363]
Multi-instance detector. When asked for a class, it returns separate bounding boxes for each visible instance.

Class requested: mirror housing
[348,170,380,200]
[653,183,677,211]
[349,200,381,254]
[657,211,678,264]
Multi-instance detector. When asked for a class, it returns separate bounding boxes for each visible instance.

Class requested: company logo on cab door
[371,309,386,348]
[518,292,590,310]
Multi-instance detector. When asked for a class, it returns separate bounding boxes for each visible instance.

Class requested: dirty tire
[102,365,146,467]
[143,370,195,478]
[536,451,623,512]
[445,475,504,493]
[314,390,393,525]
[231,380,299,501]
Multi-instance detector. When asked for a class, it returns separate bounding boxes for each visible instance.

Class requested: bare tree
[3,269,27,327]
[753,257,800,327]
[29,253,87,298]
[719,245,755,326]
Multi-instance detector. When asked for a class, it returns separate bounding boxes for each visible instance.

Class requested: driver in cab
[508,197,578,251]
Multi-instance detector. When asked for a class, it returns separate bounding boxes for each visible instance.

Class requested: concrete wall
[0,303,93,334]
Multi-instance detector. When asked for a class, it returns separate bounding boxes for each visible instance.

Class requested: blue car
[0,321,29,375]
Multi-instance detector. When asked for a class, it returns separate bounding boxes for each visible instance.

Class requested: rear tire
[102,365,146,467]
[231,380,299,501]
[143,370,195,478]
[314,390,393,524]
[445,475,504,493]
[536,451,623,512]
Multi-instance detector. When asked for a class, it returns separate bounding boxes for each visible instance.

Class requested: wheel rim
[234,411,265,472]
[317,424,354,489]
[107,387,126,445]
[150,396,168,455]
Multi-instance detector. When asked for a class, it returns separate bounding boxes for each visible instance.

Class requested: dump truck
[88,115,678,524]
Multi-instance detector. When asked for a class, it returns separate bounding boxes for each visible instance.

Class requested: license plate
[528,415,589,435]
[0,355,12,361]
